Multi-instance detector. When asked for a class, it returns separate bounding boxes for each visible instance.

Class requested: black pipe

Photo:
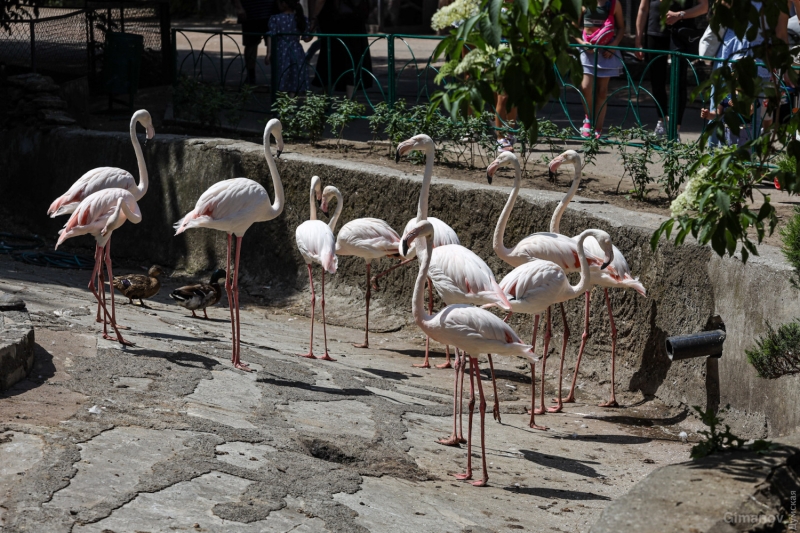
[666,330,726,361]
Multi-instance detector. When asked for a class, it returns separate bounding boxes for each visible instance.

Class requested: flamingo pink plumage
[174,118,285,371]
[335,217,401,348]
[48,110,155,218]
[295,177,342,361]
[488,150,644,410]
[547,150,646,408]
[488,228,615,429]
[404,219,534,487]
[56,188,142,346]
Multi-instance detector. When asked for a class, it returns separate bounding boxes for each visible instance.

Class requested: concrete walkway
[0,255,698,532]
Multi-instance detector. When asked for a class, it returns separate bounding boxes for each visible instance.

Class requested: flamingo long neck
[309,181,318,221]
[416,144,435,221]
[549,161,581,234]
[262,127,285,220]
[328,189,343,231]
[412,234,434,325]
[130,114,148,201]
[568,231,593,297]
[493,158,521,264]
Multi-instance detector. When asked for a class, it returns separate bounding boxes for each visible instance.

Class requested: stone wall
[1,126,798,438]
[0,293,35,392]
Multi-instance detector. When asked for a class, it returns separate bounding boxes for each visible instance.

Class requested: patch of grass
[691,405,776,459]
[745,321,800,379]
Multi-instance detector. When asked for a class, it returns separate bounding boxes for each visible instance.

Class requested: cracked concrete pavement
[0,255,700,533]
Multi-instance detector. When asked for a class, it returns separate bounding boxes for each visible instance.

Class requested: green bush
[746,321,800,378]
[691,405,776,459]
[780,206,800,288]
[272,91,328,144]
[173,76,252,130]
[326,97,365,149]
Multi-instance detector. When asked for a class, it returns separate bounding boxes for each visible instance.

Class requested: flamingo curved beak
[146,124,155,140]
[601,260,610,270]
[320,196,329,215]
[395,139,415,163]
[486,160,501,184]
[548,156,564,180]
[401,238,410,256]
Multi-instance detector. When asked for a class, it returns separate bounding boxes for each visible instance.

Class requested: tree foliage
[2,0,38,32]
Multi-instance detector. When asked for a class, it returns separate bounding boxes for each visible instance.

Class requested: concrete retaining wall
[2,126,799,438]
[0,293,35,391]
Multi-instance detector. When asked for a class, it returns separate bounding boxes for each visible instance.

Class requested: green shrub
[746,321,800,378]
[173,76,252,130]
[660,140,699,202]
[327,97,366,149]
[272,92,302,140]
[272,91,328,144]
[780,206,800,288]
[691,405,776,459]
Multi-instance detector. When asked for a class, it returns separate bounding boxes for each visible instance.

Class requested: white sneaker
[654,120,666,137]
[581,117,591,138]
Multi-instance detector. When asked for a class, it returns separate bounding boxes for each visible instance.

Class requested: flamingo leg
[88,246,114,334]
[526,314,540,419]
[232,236,251,372]
[454,354,475,481]
[598,288,619,407]
[487,354,501,423]
[534,307,552,415]
[104,241,129,331]
[370,257,414,289]
[438,347,462,446]
[101,245,133,346]
[548,303,570,413]
[413,277,434,368]
[528,355,548,430]
[95,268,104,323]
[471,355,489,487]
[298,263,317,359]
[224,234,237,361]
[318,270,335,361]
[436,345,453,369]
[564,291,591,403]
[353,262,371,348]
[458,350,466,443]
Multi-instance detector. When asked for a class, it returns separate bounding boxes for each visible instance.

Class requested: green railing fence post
[171,28,177,85]
[591,48,598,131]
[219,32,224,87]
[326,36,332,95]
[667,50,680,141]
[387,34,395,109]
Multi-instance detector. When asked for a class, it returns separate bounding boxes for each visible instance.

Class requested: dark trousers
[646,34,688,126]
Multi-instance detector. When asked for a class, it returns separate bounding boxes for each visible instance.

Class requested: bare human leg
[298,263,316,359]
[564,291,591,403]
[318,270,335,361]
[548,303,570,413]
[471,355,489,487]
[353,262,371,348]
[231,236,251,371]
[454,354,476,481]
[598,288,619,407]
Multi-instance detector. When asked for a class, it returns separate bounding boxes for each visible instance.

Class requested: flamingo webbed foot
[492,403,501,423]
[103,334,134,347]
[546,404,563,413]
[453,472,472,481]
[529,422,548,431]
[298,352,317,359]
[436,435,461,447]
[532,408,546,415]
[234,362,253,372]
[435,362,452,369]
[412,362,431,368]
[598,399,619,408]
[318,353,336,362]
[352,343,369,349]
[470,479,488,487]
[561,394,576,403]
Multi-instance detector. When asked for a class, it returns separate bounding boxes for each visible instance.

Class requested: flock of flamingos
[46,109,646,487]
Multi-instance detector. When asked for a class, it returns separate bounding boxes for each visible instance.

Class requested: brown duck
[169,269,226,319]
[113,265,164,307]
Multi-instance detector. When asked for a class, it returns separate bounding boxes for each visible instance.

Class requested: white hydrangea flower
[671,166,711,217]
[431,0,480,31]
[453,46,494,75]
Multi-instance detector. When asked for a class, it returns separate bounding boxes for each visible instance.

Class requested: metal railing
[172,28,796,144]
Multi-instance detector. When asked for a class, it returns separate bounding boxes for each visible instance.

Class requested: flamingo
[335,217,401,349]
[48,109,155,217]
[547,150,646,407]
[174,118,285,372]
[487,151,643,410]
[403,219,535,487]
[48,109,155,326]
[371,135,460,369]
[55,189,142,346]
[295,177,342,361]
[487,229,615,430]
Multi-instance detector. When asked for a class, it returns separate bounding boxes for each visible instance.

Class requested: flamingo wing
[431,305,533,358]
[335,218,401,258]
[174,178,268,235]
[400,216,460,258]
[511,232,605,272]
[48,167,135,217]
[429,245,511,309]
[296,220,338,273]
[57,189,138,247]
[499,260,569,313]
[582,239,646,295]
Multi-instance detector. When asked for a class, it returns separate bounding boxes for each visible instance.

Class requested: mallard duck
[169,269,226,319]
[112,265,163,307]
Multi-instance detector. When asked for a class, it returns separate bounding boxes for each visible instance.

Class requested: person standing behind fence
[234,0,276,85]
[634,0,708,140]
[309,0,373,99]
[269,0,310,94]
[577,0,625,139]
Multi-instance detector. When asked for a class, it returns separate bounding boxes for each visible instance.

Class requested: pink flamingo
[174,119,285,372]
[335,217,401,349]
[55,189,142,346]
[48,109,155,326]
[487,229,615,430]
[488,151,643,411]
[371,135,460,369]
[547,150,646,407]
[404,219,534,487]
[295,177,342,361]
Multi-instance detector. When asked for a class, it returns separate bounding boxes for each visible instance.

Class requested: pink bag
[583,0,616,46]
